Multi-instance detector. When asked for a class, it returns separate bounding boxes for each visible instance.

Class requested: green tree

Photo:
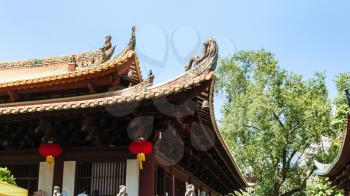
[333,73,350,133]
[306,72,350,196]
[216,50,334,195]
[0,167,16,185]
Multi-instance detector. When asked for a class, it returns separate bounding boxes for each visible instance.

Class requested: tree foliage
[333,73,350,132]
[216,49,335,195]
[306,72,350,196]
[307,177,342,196]
[306,72,350,195]
[0,167,16,185]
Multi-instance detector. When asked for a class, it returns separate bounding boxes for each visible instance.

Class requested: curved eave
[314,160,332,176]
[0,69,213,115]
[207,78,248,189]
[315,113,350,177]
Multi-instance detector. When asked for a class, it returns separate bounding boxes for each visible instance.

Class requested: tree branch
[273,112,286,130]
[280,187,302,196]
[243,124,260,131]
[280,168,315,196]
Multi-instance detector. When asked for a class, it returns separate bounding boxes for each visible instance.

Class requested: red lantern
[38,141,62,164]
[129,138,153,170]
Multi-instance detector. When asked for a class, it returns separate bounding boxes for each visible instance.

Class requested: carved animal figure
[185,38,216,71]
[52,186,62,196]
[116,185,127,196]
[101,35,112,51]
[185,184,196,196]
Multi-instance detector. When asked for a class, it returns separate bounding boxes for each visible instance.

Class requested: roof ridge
[0,50,134,89]
[0,34,117,69]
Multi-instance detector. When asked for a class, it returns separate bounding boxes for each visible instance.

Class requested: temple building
[0,27,247,196]
[315,113,350,195]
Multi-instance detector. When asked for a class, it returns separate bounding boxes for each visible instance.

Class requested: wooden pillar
[52,157,64,190]
[169,166,174,196]
[139,154,155,196]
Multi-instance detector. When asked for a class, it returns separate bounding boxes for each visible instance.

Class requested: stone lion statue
[116,185,127,196]
[185,184,196,196]
[52,186,62,196]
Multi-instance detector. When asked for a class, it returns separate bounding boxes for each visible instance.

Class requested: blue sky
[0,0,349,107]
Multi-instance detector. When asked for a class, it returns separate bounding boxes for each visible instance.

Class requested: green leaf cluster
[0,167,16,185]
[216,49,336,195]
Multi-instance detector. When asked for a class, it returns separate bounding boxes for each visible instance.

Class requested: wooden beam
[87,82,96,94]
[6,90,18,102]
[167,114,235,192]
[109,74,121,91]
[185,147,233,190]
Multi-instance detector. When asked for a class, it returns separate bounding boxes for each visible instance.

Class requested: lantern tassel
[46,155,55,164]
[137,153,145,170]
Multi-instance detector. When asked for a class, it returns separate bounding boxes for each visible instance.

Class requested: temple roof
[0,31,248,191]
[0,36,248,190]
[0,36,218,115]
[0,27,141,91]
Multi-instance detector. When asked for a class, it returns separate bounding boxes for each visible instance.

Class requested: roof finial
[128,26,136,50]
[101,35,112,51]
[70,55,76,64]
[100,35,115,62]
[68,55,77,72]
[147,70,154,84]
[184,38,218,71]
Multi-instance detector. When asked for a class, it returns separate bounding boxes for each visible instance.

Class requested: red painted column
[139,154,155,196]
